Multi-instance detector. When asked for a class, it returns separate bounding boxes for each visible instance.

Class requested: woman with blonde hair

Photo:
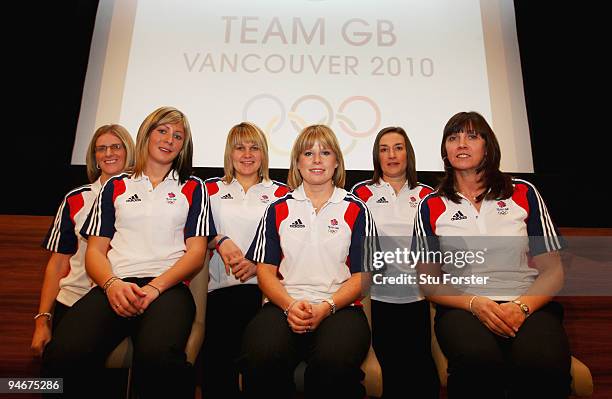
[201,122,288,397]
[43,107,215,398]
[241,125,377,398]
[32,124,134,356]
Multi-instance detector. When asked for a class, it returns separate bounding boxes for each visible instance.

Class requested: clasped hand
[470,297,526,338]
[218,238,257,282]
[286,301,332,334]
[105,280,160,317]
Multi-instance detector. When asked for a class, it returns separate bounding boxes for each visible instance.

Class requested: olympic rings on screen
[241,94,381,156]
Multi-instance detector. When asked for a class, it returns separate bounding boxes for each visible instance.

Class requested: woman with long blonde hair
[43,107,215,398]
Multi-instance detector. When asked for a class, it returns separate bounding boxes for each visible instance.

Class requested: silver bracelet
[469,295,479,316]
[283,300,298,317]
[34,312,53,322]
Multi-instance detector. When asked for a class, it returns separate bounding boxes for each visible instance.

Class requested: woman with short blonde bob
[242,125,377,398]
[201,122,288,398]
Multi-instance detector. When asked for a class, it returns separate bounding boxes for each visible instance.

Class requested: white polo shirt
[246,184,377,303]
[205,177,289,292]
[42,179,102,306]
[81,172,215,279]
[413,178,564,300]
[352,179,433,303]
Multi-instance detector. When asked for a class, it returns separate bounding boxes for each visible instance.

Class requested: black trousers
[435,301,571,399]
[371,299,439,399]
[51,300,70,331]
[201,284,262,398]
[240,302,371,399]
[42,278,195,399]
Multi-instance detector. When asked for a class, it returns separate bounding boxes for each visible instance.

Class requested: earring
[96,163,100,170]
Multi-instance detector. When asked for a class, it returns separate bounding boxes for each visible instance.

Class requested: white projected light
[73,0,533,172]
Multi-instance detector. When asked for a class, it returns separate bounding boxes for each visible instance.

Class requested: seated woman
[32,124,134,356]
[202,122,288,398]
[414,111,570,399]
[241,124,377,399]
[42,106,214,398]
[351,126,438,399]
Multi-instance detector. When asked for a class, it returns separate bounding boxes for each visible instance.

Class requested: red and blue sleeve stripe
[246,196,290,266]
[512,179,563,255]
[273,181,290,198]
[182,176,216,239]
[205,177,222,197]
[350,180,374,203]
[418,183,434,199]
[43,185,90,253]
[413,193,444,253]
[81,174,127,239]
[345,194,378,273]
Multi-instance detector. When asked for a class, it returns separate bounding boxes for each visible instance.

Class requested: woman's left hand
[134,284,161,313]
[231,259,257,282]
[499,302,527,332]
[31,321,52,357]
[307,302,333,331]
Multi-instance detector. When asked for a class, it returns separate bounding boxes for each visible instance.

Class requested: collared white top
[43,178,102,306]
[246,184,377,303]
[413,178,563,300]
[81,172,215,279]
[205,177,289,292]
[352,179,433,303]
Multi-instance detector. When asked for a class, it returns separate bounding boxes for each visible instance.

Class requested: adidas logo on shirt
[289,219,306,228]
[450,211,467,221]
[376,197,389,203]
[221,193,234,200]
[126,194,141,203]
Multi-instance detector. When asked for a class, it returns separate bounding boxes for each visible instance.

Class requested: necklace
[461,190,483,201]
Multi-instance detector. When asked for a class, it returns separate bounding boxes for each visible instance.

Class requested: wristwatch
[323,298,336,314]
[512,299,530,317]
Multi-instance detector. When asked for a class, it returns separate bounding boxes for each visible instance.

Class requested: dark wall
[8,1,602,227]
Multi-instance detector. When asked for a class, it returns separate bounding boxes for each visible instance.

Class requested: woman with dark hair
[32,124,135,356]
[414,111,570,399]
[42,106,215,398]
[351,126,438,398]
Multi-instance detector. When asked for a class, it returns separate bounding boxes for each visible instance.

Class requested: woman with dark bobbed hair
[414,111,570,399]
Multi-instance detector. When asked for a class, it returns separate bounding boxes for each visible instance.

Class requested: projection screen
[73,0,533,172]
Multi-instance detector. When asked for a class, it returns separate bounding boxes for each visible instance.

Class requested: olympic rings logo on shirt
[242,94,381,155]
